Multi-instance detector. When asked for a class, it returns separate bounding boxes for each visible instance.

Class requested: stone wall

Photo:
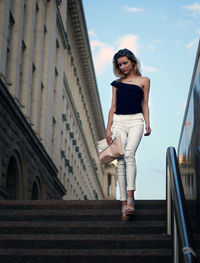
[0,79,66,200]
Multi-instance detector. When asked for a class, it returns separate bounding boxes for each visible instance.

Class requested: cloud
[88,30,96,39]
[148,45,156,52]
[89,31,157,75]
[142,65,158,73]
[123,6,144,13]
[186,38,199,49]
[90,40,105,51]
[181,2,200,16]
[118,35,139,54]
[182,2,200,12]
[90,33,139,74]
[146,39,161,52]
[160,15,168,20]
[176,40,184,46]
[93,46,115,73]
[176,19,193,30]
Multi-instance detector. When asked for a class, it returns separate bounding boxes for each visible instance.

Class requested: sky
[82,0,200,199]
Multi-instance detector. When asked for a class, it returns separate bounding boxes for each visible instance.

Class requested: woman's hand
[106,86,117,145]
[142,77,151,137]
[106,129,113,145]
[144,126,151,136]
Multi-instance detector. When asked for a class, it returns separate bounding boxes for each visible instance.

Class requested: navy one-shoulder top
[111,80,144,115]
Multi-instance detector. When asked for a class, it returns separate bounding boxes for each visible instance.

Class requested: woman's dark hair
[113,48,141,78]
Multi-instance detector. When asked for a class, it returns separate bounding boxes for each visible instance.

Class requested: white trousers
[112,113,144,201]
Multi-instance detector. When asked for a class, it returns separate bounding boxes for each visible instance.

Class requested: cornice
[68,0,105,140]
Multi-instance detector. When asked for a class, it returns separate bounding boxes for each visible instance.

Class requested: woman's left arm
[142,77,151,136]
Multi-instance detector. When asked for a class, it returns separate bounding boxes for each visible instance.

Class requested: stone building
[0,0,115,200]
[103,162,117,200]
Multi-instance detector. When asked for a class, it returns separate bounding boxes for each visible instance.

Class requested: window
[107,173,112,196]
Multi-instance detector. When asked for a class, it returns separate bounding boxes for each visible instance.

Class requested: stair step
[0,200,166,210]
[0,248,172,263]
[0,234,172,249]
[0,221,167,234]
[0,200,172,262]
[0,209,166,222]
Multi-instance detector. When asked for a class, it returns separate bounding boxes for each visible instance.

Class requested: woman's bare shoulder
[140,76,150,88]
[141,76,150,83]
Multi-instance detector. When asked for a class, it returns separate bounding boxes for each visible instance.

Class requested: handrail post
[166,146,198,263]
[166,163,171,235]
[174,214,179,263]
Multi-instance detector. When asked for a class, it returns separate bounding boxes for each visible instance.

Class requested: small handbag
[98,136,124,164]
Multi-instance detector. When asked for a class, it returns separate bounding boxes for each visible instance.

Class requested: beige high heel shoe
[121,204,130,222]
[125,196,135,215]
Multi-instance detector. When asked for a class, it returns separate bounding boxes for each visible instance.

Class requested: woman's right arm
[106,86,117,144]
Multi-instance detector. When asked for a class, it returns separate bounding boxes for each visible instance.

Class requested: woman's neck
[124,72,137,80]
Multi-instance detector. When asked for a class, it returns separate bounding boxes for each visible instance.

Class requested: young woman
[106,49,151,221]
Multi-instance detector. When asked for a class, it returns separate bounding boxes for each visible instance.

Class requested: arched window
[31,177,42,200]
[6,145,27,200]
[7,156,19,199]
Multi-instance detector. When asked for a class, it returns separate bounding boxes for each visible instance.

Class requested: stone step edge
[0,221,166,227]
[0,248,172,256]
[0,234,172,241]
[0,200,166,205]
[0,200,166,209]
[0,209,166,216]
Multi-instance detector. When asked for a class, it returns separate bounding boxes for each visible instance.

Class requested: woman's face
[117,56,133,75]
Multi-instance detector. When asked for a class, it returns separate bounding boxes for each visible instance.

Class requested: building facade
[178,40,200,233]
[103,163,117,200]
[0,0,113,200]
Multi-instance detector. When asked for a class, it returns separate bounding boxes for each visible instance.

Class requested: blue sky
[82,0,200,199]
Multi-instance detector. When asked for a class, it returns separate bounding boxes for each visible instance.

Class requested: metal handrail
[166,147,198,263]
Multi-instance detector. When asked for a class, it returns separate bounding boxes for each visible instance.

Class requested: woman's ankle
[127,192,135,209]
[122,201,127,206]
[127,190,134,198]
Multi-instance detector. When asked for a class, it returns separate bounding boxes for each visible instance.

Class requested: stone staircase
[0,200,172,262]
